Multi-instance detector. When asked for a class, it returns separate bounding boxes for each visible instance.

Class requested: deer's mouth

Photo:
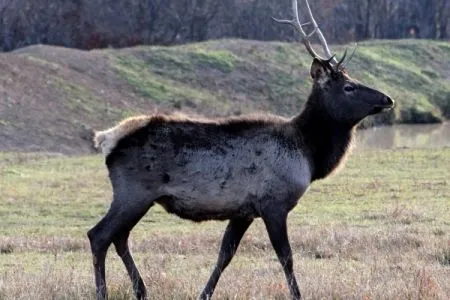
[369,104,395,115]
[369,96,395,115]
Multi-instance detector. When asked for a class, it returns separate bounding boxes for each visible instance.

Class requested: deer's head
[274,0,395,125]
[308,58,394,125]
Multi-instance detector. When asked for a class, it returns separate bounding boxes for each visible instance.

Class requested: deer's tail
[93,115,152,156]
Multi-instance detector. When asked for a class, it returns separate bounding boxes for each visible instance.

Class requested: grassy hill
[0,39,449,154]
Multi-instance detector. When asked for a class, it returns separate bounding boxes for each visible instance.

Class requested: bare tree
[0,0,449,52]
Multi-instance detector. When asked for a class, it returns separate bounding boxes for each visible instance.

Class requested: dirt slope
[0,45,152,154]
[0,39,449,154]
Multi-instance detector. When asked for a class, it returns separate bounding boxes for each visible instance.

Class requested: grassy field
[0,148,449,299]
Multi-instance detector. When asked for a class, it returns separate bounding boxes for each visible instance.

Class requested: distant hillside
[0,39,449,154]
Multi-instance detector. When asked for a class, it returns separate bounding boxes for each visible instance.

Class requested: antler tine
[302,0,337,64]
[271,17,311,29]
[272,0,327,61]
[335,48,348,70]
[340,43,358,69]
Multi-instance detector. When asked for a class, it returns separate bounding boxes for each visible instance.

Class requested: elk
[87,0,394,299]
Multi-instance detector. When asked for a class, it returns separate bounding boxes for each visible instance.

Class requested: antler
[272,0,338,65]
[340,43,358,69]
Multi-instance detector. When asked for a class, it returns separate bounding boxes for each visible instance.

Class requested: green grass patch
[189,49,236,73]
[108,39,449,124]
[111,54,230,113]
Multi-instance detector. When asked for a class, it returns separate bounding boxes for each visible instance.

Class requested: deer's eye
[344,84,356,93]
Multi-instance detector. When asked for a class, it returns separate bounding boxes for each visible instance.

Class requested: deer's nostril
[384,96,394,106]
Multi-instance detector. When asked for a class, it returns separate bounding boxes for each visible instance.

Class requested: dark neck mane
[293,100,355,181]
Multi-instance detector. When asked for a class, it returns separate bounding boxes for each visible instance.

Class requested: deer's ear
[310,58,329,80]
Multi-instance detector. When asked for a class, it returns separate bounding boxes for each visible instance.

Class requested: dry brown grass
[0,223,448,299]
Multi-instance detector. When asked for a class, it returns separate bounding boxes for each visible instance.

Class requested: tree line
[0,0,448,51]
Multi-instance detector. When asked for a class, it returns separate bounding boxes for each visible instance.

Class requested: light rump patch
[93,115,152,155]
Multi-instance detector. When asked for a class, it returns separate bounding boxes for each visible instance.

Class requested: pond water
[355,122,450,150]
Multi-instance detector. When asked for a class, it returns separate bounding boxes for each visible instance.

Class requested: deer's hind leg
[87,190,155,300]
[113,222,148,299]
[262,207,301,300]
